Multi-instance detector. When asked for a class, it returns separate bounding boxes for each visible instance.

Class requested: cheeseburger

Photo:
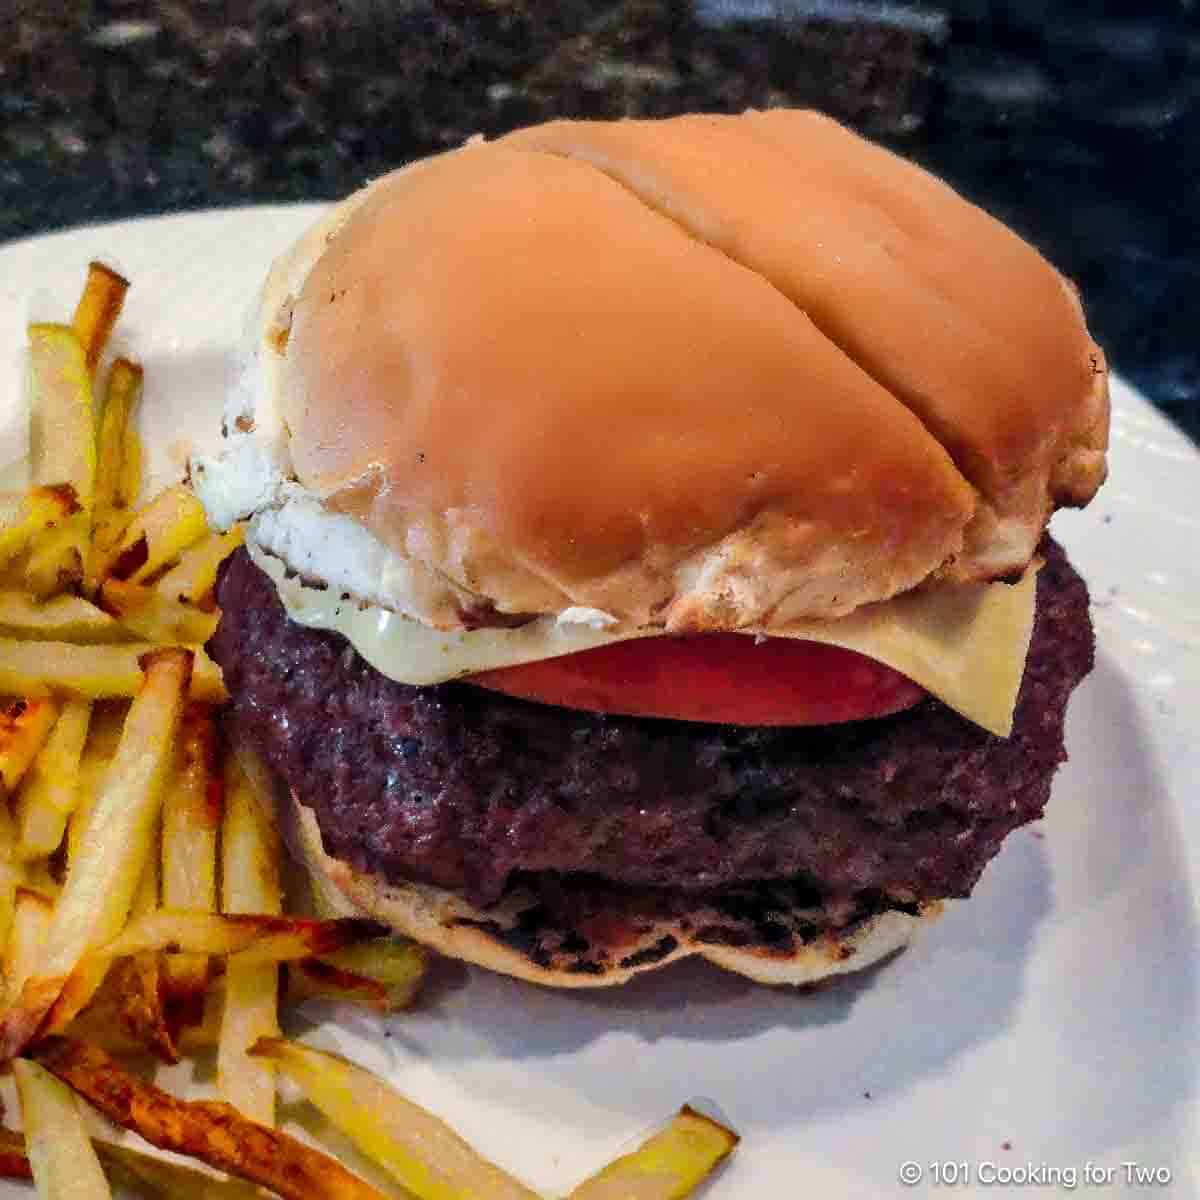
[194,109,1108,988]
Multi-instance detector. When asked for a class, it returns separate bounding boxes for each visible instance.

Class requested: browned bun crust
[501,110,1110,583]
[266,110,1106,632]
[281,137,977,629]
[283,786,940,989]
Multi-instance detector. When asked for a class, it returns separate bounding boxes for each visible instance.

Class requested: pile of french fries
[0,264,739,1199]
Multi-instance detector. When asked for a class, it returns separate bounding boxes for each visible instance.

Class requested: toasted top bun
[214,110,1107,633]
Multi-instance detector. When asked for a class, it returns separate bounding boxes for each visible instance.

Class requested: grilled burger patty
[211,539,1093,912]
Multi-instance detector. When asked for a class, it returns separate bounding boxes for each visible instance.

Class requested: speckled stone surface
[2,1,1196,439]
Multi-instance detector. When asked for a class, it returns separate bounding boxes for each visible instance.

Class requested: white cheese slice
[248,543,1039,738]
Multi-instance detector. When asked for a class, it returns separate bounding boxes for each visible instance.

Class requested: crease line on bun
[494,139,992,601]
[497,112,1108,588]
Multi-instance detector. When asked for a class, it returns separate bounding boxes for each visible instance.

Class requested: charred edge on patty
[211,538,1093,965]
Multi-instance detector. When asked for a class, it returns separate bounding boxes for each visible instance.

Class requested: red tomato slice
[467,634,925,725]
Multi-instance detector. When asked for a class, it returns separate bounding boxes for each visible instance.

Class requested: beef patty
[211,539,1093,912]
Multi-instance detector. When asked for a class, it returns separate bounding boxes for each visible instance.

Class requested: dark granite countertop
[2,1,1197,442]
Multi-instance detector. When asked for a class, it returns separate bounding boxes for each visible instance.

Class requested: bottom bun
[264,758,943,989]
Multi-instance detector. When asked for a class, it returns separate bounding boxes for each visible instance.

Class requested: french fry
[22,518,89,598]
[71,260,129,372]
[161,706,221,1013]
[0,649,191,1059]
[109,837,179,1064]
[47,910,384,1035]
[95,1139,263,1200]
[0,697,59,795]
[88,357,144,588]
[568,1107,740,1199]
[219,750,284,1126]
[28,324,95,509]
[155,525,245,607]
[31,1037,392,1200]
[289,939,428,1014]
[3,886,54,1007]
[220,964,280,1125]
[15,697,91,860]
[66,702,126,870]
[28,325,96,597]
[68,967,222,1058]
[116,426,142,512]
[0,486,79,571]
[0,807,20,955]
[0,591,125,642]
[250,1037,540,1200]
[95,910,383,962]
[98,485,208,585]
[100,577,220,644]
[286,959,400,1015]
[0,638,226,703]
[0,1124,261,1198]
[12,1058,111,1200]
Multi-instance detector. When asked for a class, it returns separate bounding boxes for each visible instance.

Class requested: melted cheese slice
[249,543,1038,737]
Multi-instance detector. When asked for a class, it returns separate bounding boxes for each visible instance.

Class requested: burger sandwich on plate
[193,108,1109,989]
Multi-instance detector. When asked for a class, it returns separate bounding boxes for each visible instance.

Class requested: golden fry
[568,1107,740,1199]
[64,965,221,1059]
[71,260,129,372]
[48,910,385,1036]
[95,1137,264,1200]
[0,486,79,571]
[15,697,91,860]
[100,577,220,644]
[0,638,226,703]
[290,939,428,1014]
[0,649,190,1058]
[3,886,53,1007]
[116,426,142,512]
[22,517,87,599]
[98,484,208,585]
[28,324,96,510]
[104,910,384,961]
[251,1037,540,1200]
[13,1058,111,1200]
[88,357,144,592]
[0,1104,264,1198]
[65,702,126,869]
[221,753,284,917]
[110,838,179,1064]
[26,327,97,603]
[155,525,244,607]
[219,750,285,1123]
[0,591,124,642]
[0,801,19,951]
[287,959,401,1014]
[31,1036,391,1200]
[161,706,221,1010]
[219,964,280,1124]
[0,697,59,795]
[95,360,141,513]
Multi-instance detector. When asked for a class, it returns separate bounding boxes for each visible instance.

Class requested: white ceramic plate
[0,209,1197,1198]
